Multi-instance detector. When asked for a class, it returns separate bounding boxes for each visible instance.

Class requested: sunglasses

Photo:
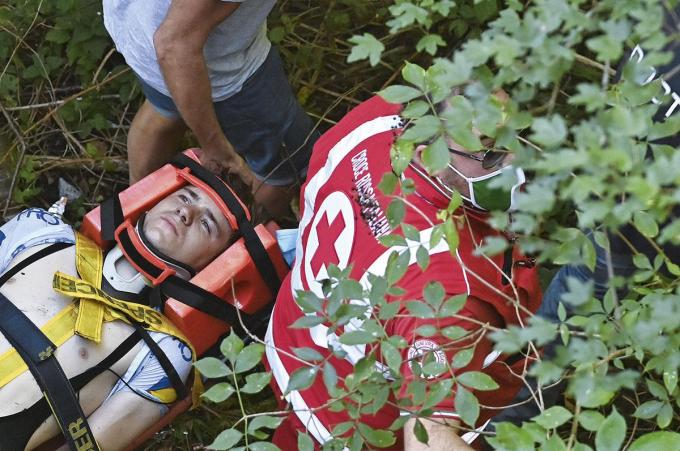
[448,147,507,170]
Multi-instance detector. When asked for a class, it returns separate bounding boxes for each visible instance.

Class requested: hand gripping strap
[0,291,100,451]
[171,154,282,297]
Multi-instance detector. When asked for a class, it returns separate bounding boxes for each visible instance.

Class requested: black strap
[159,275,248,335]
[0,291,100,451]
[129,320,190,401]
[70,330,143,390]
[0,242,72,287]
[172,154,281,296]
[116,227,164,280]
[100,194,124,242]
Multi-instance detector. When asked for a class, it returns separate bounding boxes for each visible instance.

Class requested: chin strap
[135,214,195,280]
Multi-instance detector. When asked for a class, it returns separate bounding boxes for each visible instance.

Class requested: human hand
[195,143,255,188]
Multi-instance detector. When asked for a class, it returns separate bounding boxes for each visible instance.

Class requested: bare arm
[153,0,253,184]
[404,417,475,451]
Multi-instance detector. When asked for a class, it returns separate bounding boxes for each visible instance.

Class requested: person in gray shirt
[103,0,319,217]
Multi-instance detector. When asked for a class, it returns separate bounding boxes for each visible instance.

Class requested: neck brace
[102,244,148,295]
[101,215,194,297]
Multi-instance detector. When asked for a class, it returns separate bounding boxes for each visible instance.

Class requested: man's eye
[179,194,189,203]
[201,219,211,234]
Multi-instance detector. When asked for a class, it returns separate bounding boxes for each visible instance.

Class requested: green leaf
[195,357,231,379]
[290,315,326,329]
[455,386,480,427]
[339,330,379,345]
[347,33,384,66]
[322,362,338,394]
[586,34,623,61]
[247,442,279,451]
[379,85,422,103]
[648,114,680,141]
[406,301,435,318]
[402,223,420,242]
[443,218,460,253]
[595,407,626,451]
[208,428,242,450]
[628,432,680,451]
[379,233,408,248]
[293,347,324,362]
[220,332,244,361]
[634,211,659,238]
[413,418,429,445]
[357,423,397,447]
[386,249,410,285]
[402,62,426,90]
[247,415,285,434]
[440,294,467,317]
[452,348,474,369]
[402,100,430,119]
[634,400,663,419]
[578,410,604,432]
[457,371,499,391]
[391,139,415,175]
[295,290,324,313]
[530,116,567,148]
[532,406,573,429]
[416,34,446,55]
[663,370,678,394]
[423,378,454,410]
[416,245,430,270]
[474,236,508,257]
[423,281,445,308]
[657,402,673,429]
[201,382,235,403]
[233,343,264,374]
[381,340,402,375]
[378,172,399,195]
[421,136,450,173]
[387,198,406,228]
[241,372,272,394]
[284,366,319,394]
[401,115,441,142]
[378,301,401,320]
[486,421,535,451]
[297,432,315,451]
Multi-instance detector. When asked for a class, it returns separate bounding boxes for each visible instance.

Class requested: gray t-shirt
[103,0,276,101]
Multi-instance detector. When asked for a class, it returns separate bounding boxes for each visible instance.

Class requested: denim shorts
[137,47,319,186]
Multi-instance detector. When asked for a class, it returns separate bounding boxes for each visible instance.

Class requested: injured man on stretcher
[0,182,235,450]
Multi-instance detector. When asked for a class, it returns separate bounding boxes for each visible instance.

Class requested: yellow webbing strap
[53,272,192,351]
[73,232,105,342]
[52,271,202,406]
[0,305,76,388]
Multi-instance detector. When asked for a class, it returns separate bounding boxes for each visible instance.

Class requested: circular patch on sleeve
[407,339,447,379]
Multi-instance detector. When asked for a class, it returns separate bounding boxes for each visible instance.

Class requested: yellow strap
[52,272,195,359]
[53,271,202,406]
[0,305,76,388]
[73,233,106,342]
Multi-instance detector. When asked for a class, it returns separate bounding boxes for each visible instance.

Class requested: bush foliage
[2,0,680,450]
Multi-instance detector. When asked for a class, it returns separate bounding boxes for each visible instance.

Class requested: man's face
[143,186,233,270]
[435,137,515,199]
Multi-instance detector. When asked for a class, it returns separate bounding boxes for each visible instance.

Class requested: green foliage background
[1,0,680,450]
